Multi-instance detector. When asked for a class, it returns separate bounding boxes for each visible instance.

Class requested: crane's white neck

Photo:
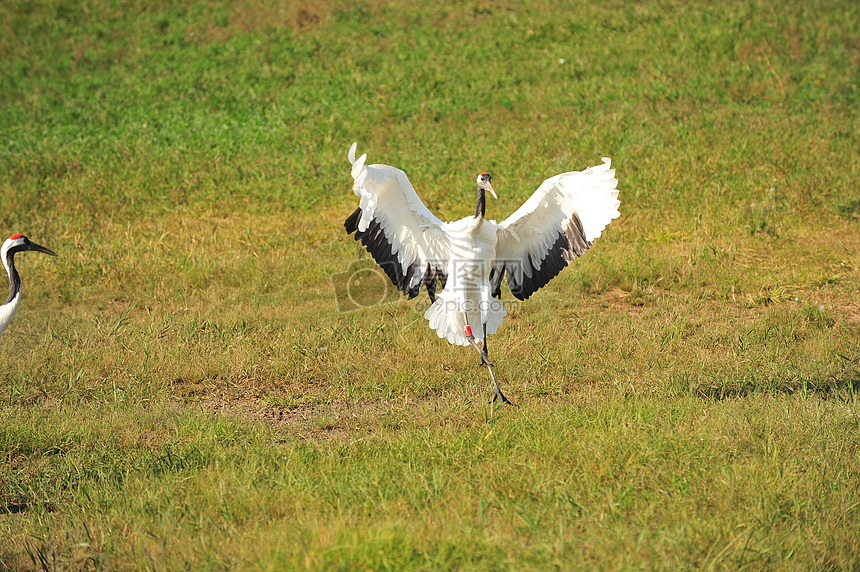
[1,240,12,277]
[2,241,21,305]
[1,239,26,343]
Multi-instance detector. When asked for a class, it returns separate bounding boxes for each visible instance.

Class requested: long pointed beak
[26,242,58,257]
[486,182,498,199]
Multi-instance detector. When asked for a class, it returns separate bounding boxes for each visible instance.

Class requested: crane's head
[2,234,58,272]
[476,172,497,199]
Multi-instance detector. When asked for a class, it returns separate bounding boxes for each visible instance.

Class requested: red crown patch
[9,234,24,240]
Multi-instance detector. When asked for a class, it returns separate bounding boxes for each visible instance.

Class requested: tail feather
[424,287,506,346]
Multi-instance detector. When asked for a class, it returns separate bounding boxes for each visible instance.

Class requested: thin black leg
[482,322,489,363]
[477,323,492,366]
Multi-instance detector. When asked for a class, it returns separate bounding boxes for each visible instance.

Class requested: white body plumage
[0,288,21,342]
[425,214,506,346]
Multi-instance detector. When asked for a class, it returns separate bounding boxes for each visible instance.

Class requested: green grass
[1,0,859,569]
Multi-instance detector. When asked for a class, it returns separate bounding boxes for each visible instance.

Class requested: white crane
[344,143,620,404]
[1,234,58,344]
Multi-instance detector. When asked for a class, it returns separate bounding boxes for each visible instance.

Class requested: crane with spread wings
[344,143,620,405]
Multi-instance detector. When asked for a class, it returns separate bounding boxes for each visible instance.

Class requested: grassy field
[2,0,859,569]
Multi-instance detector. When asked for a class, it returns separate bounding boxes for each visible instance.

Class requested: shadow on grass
[0,502,30,515]
[695,371,860,401]
[0,500,55,516]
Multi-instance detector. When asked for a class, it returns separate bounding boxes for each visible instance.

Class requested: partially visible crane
[344,143,620,405]
[1,234,58,343]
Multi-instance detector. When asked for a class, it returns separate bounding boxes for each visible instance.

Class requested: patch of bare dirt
[171,389,527,441]
[175,396,407,441]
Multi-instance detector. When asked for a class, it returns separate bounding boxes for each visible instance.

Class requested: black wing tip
[507,215,593,300]
[562,212,593,259]
[344,210,445,301]
[344,208,362,234]
[489,264,506,300]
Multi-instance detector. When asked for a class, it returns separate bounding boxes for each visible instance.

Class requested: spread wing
[492,158,620,301]
[344,143,449,300]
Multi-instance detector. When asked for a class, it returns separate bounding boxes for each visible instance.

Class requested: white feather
[348,144,449,295]
[496,158,620,289]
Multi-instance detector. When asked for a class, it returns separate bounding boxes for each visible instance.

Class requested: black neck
[5,250,21,305]
[475,189,486,219]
